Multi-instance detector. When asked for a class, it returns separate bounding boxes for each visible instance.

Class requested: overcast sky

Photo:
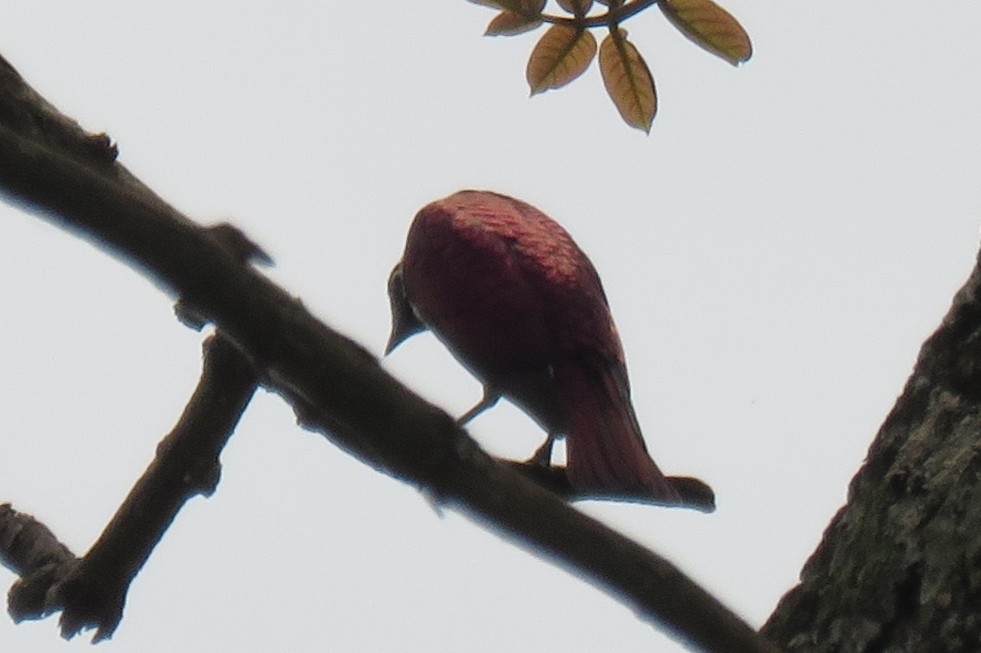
[3,1,981,652]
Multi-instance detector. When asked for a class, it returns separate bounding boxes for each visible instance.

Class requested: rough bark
[763,256,981,651]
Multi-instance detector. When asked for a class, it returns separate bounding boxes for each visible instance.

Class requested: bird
[386,190,692,505]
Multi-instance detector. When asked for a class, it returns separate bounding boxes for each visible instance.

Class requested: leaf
[486,11,543,36]
[513,0,545,13]
[556,0,594,15]
[659,0,752,65]
[599,29,656,133]
[526,25,597,94]
[468,0,545,12]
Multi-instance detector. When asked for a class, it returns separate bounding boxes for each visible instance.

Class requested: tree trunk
[763,252,981,652]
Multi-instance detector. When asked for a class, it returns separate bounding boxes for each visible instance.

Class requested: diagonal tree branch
[0,54,777,653]
[2,334,258,641]
[0,504,77,617]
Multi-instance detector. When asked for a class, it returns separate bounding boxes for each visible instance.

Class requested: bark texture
[763,256,981,651]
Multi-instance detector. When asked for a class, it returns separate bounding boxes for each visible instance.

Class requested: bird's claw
[527,433,556,468]
[457,390,501,426]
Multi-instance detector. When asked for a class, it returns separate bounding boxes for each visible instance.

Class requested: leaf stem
[540,0,660,29]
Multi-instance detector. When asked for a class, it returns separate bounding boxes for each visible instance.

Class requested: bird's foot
[457,390,501,426]
[526,433,557,468]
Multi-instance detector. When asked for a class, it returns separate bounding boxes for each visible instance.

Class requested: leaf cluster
[470,0,752,132]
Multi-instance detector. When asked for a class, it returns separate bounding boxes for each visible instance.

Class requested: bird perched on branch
[386,190,707,508]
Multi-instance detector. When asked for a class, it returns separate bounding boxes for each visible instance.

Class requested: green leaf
[599,29,656,132]
[660,0,752,65]
[526,25,597,94]
[486,11,543,36]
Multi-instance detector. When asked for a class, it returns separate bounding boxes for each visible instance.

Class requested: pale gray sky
[2,1,981,651]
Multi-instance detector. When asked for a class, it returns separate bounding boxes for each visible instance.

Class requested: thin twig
[521,0,661,28]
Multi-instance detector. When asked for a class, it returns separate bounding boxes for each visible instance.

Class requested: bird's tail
[557,358,680,504]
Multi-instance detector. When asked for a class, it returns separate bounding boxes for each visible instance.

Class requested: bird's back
[400,190,678,498]
[403,191,623,365]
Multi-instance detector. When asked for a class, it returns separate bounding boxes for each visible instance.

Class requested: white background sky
[2,1,980,651]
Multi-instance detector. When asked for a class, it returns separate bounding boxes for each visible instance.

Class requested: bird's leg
[457,387,500,426]
[527,432,557,468]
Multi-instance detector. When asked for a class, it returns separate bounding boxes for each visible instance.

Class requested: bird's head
[385,261,427,355]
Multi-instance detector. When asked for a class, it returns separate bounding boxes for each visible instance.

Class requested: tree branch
[0,53,775,653]
[1,504,77,620]
[2,334,257,641]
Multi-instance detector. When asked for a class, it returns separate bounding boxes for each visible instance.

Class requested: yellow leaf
[556,0,594,15]
[526,25,598,94]
[660,0,752,65]
[599,30,656,133]
[486,11,543,36]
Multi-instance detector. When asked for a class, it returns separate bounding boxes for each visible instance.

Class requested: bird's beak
[385,260,426,355]
[385,296,425,355]
[384,325,404,356]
